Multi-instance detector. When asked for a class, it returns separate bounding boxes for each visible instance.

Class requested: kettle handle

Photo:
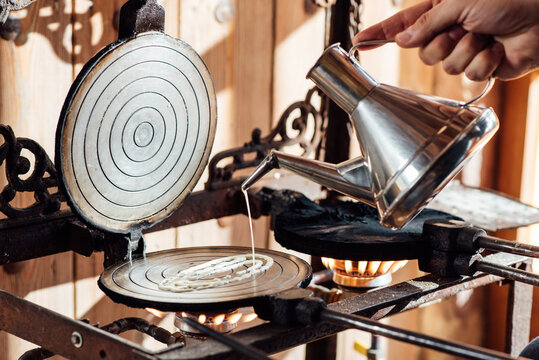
[349,40,495,106]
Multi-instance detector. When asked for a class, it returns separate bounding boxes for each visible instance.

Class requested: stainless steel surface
[57,32,217,233]
[98,246,311,311]
[241,151,375,206]
[349,39,396,52]
[354,86,498,228]
[428,181,539,231]
[307,43,377,114]
[244,43,499,229]
[350,40,495,107]
[463,76,495,106]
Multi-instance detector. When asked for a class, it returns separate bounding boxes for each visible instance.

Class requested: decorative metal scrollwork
[310,0,337,8]
[349,0,363,42]
[0,125,63,218]
[206,88,323,190]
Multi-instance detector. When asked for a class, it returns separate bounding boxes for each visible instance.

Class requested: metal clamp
[420,219,539,286]
[349,40,495,106]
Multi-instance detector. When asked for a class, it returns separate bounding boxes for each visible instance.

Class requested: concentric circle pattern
[98,247,312,311]
[58,32,216,232]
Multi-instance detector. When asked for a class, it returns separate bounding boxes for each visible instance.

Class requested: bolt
[0,15,22,41]
[215,0,234,24]
[71,331,83,348]
[2,262,25,275]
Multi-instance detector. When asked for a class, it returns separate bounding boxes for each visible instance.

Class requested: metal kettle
[242,43,499,230]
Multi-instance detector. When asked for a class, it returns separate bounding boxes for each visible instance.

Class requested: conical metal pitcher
[242,43,499,229]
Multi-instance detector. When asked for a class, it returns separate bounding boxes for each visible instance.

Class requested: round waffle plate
[274,196,459,261]
[56,32,216,233]
[98,247,312,312]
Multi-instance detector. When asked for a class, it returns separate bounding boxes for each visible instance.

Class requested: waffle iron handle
[257,292,526,360]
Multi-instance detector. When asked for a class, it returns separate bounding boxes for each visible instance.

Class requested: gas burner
[174,308,258,336]
[321,258,408,288]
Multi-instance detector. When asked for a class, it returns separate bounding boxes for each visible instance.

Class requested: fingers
[420,31,504,81]
[353,0,433,45]
[419,25,466,65]
[464,42,505,81]
[352,0,513,81]
[442,32,491,75]
[396,0,469,48]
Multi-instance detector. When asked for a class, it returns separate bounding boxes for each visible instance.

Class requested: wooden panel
[267,1,325,359]
[268,0,325,254]
[487,72,539,352]
[0,0,74,358]
[268,16,325,360]
[519,72,539,345]
[176,0,274,251]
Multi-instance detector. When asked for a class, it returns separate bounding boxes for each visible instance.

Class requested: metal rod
[478,235,539,259]
[18,347,54,360]
[100,317,182,345]
[475,261,539,287]
[320,309,522,360]
[181,318,270,360]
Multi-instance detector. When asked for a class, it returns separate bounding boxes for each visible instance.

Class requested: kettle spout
[241,152,280,191]
[242,151,375,207]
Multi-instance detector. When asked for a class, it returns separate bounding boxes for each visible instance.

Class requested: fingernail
[396,30,412,44]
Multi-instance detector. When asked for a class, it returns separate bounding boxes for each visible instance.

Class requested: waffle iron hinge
[118,0,165,40]
[102,231,145,268]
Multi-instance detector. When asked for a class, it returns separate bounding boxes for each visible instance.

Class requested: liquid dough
[158,254,274,292]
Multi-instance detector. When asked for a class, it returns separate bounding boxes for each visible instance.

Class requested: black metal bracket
[0,125,64,219]
[205,88,323,190]
[419,219,539,286]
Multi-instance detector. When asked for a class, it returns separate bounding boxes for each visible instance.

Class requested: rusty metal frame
[0,253,531,359]
[0,187,296,266]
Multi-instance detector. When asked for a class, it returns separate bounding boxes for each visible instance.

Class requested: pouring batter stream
[158,190,267,292]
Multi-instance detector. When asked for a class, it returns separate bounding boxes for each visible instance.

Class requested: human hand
[353,0,539,81]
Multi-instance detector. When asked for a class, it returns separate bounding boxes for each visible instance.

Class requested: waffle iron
[55,0,312,313]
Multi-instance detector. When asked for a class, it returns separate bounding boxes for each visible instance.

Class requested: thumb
[396,0,468,47]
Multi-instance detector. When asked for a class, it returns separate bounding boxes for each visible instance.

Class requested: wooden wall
[0,0,537,359]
